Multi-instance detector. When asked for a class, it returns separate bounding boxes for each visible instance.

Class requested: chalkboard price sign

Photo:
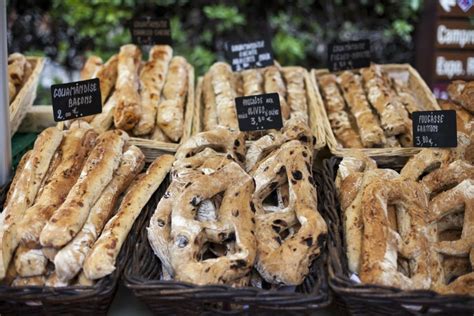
[412,110,457,148]
[235,93,283,131]
[225,38,274,72]
[131,17,172,46]
[327,39,371,71]
[51,78,102,122]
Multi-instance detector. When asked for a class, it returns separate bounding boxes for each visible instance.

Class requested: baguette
[210,62,238,129]
[150,125,171,142]
[157,56,188,141]
[90,91,118,133]
[95,54,119,105]
[17,127,97,248]
[318,73,362,148]
[5,151,31,207]
[0,127,63,279]
[77,271,95,286]
[55,146,145,282]
[8,53,28,86]
[264,65,290,121]
[80,56,103,80]
[40,130,127,248]
[114,44,142,130]
[283,67,308,122]
[338,71,386,147]
[360,65,408,136]
[42,247,58,262]
[83,154,174,280]
[134,45,173,136]
[14,245,47,277]
[202,72,218,131]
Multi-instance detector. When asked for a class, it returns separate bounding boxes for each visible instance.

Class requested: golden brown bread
[264,65,290,121]
[83,154,174,279]
[283,67,308,123]
[80,56,103,80]
[448,80,474,113]
[202,72,218,131]
[134,45,173,136]
[17,127,97,248]
[114,44,142,130]
[0,127,63,279]
[210,62,238,129]
[55,146,145,282]
[40,130,127,248]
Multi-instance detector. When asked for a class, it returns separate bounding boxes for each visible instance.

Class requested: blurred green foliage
[8,0,423,77]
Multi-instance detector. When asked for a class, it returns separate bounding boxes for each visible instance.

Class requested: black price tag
[131,17,172,46]
[51,78,102,122]
[327,39,371,71]
[235,93,283,131]
[412,110,457,148]
[225,38,274,72]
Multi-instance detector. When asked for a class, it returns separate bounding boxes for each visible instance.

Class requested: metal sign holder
[0,0,12,185]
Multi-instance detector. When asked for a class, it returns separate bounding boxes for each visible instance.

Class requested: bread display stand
[311,64,440,167]
[321,157,474,315]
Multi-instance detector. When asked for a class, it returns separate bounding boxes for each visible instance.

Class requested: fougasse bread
[54,146,144,282]
[0,127,63,279]
[40,130,127,248]
[83,154,174,280]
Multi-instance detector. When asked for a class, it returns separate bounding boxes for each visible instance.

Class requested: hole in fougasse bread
[417,161,442,182]
[262,180,290,212]
[198,235,237,262]
[442,255,471,285]
[194,191,225,222]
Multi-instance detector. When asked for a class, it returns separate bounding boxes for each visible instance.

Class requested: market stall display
[7,53,44,135]
[194,62,326,149]
[312,64,439,163]
[124,118,330,314]
[0,123,173,314]
[322,132,474,314]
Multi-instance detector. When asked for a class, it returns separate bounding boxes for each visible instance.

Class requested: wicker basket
[193,67,327,151]
[321,157,474,316]
[311,64,441,166]
[0,178,154,315]
[123,172,331,315]
[17,64,194,163]
[9,57,45,136]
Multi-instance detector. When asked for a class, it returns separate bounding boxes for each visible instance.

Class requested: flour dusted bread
[55,146,145,282]
[40,130,127,248]
[0,127,63,279]
[14,246,47,277]
[17,127,97,248]
[264,65,290,121]
[114,44,142,130]
[134,45,173,136]
[83,154,173,280]
[448,80,474,113]
[283,67,308,122]
[210,62,238,129]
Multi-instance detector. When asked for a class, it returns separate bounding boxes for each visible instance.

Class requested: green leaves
[203,5,245,32]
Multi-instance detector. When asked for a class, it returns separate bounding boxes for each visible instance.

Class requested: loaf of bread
[264,65,290,121]
[283,67,308,122]
[113,44,142,130]
[210,62,238,129]
[80,56,102,80]
[0,127,63,279]
[40,130,127,248]
[318,73,362,148]
[157,56,188,141]
[338,71,385,147]
[14,245,47,277]
[17,127,97,248]
[202,72,218,131]
[134,45,173,136]
[54,146,144,281]
[83,154,174,280]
